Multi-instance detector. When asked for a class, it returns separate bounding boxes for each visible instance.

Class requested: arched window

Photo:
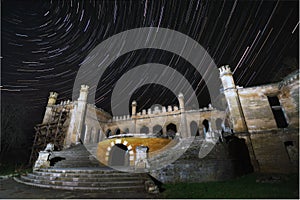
[114,128,121,135]
[190,121,199,136]
[166,123,177,139]
[124,128,129,134]
[153,125,163,136]
[202,119,209,137]
[140,126,149,134]
[106,129,112,138]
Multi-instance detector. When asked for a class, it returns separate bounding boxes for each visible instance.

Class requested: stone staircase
[14,144,156,193]
[14,168,150,192]
[50,144,101,168]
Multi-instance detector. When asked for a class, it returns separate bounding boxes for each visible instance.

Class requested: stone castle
[33,65,298,182]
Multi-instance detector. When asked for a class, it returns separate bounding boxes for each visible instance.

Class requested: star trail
[1,0,299,129]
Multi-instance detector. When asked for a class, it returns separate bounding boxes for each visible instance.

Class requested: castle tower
[42,92,58,124]
[178,93,188,137]
[76,85,89,143]
[65,85,90,146]
[219,65,248,133]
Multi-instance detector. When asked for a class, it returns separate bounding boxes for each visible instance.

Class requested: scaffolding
[29,105,70,165]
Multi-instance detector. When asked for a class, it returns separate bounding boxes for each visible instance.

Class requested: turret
[78,85,89,102]
[42,92,58,124]
[47,92,58,106]
[132,101,137,116]
[178,93,185,112]
[219,65,248,133]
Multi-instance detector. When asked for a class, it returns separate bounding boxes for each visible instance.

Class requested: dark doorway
[109,144,129,166]
[166,123,177,139]
[140,126,149,134]
[227,136,253,176]
[106,129,112,138]
[202,119,209,132]
[153,125,163,136]
[115,128,121,135]
[190,121,200,136]
[267,96,288,128]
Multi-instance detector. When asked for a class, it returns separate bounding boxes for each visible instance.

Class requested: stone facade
[40,67,299,175]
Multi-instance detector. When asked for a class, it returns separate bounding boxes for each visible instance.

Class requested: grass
[160,173,299,199]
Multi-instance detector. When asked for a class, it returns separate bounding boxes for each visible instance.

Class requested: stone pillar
[42,92,58,124]
[132,101,137,133]
[135,146,149,171]
[219,65,248,133]
[178,93,188,137]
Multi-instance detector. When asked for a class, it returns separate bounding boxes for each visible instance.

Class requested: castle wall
[238,84,279,132]
[149,137,251,183]
[278,78,299,129]
[236,72,299,173]
[41,68,299,176]
[248,130,299,173]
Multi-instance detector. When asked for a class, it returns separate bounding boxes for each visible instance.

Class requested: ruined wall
[236,71,299,173]
[248,130,299,173]
[238,84,278,132]
[278,73,299,129]
[150,137,251,183]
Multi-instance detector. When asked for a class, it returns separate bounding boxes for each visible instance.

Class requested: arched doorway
[153,125,163,136]
[124,128,129,134]
[109,144,129,166]
[115,128,121,135]
[140,126,149,134]
[106,129,112,138]
[190,121,200,136]
[166,123,177,139]
[202,119,209,137]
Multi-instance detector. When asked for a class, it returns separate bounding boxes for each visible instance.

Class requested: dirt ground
[0,177,159,199]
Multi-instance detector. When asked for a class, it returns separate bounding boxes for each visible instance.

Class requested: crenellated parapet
[279,70,299,88]
[111,104,182,122]
[47,92,58,106]
[219,65,232,77]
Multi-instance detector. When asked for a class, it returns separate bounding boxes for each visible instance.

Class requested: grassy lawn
[161,173,299,199]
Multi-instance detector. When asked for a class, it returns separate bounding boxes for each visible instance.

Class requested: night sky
[1,0,299,141]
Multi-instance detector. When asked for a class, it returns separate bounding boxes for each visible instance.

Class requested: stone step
[26,173,145,182]
[32,171,140,178]
[20,175,144,187]
[38,167,129,174]
[14,177,145,192]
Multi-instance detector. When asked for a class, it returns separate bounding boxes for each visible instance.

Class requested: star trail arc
[1,0,298,118]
